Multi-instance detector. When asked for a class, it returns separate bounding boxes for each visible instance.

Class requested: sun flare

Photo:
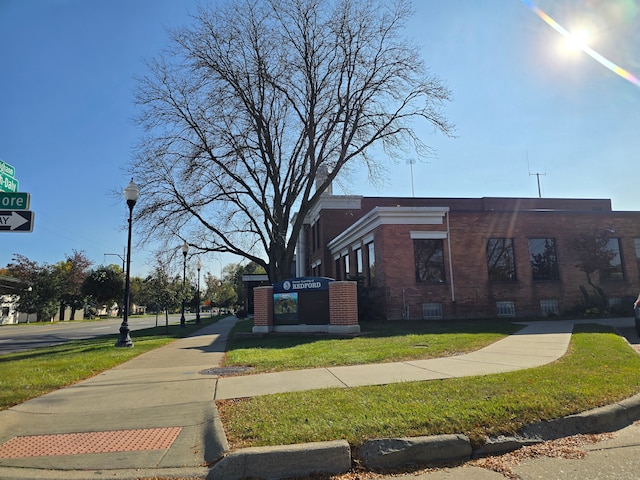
[565,28,590,51]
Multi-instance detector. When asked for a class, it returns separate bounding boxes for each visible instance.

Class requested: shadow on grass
[227,318,523,352]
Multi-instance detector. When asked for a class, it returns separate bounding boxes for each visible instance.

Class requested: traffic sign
[0,160,15,178]
[0,192,29,210]
[0,210,34,232]
[0,171,18,193]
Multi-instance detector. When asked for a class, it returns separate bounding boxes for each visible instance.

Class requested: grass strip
[218,324,640,448]
[0,316,220,411]
[224,319,521,372]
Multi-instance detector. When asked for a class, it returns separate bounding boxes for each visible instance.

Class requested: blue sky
[1,0,638,278]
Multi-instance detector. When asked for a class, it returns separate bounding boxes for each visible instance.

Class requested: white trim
[328,206,449,254]
[305,195,362,224]
[363,234,374,244]
[446,211,455,303]
[410,231,447,239]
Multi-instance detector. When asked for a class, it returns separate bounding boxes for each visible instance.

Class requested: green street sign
[0,192,29,210]
[0,160,15,178]
[0,171,18,193]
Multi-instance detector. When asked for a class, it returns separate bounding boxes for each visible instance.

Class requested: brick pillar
[252,286,274,333]
[328,281,360,334]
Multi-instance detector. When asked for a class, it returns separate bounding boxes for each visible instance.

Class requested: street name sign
[0,210,34,232]
[0,160,15,178]
[0,171,18,193]
[0,192,29,210]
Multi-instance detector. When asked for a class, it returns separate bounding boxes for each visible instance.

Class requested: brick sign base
[253,281,360,334]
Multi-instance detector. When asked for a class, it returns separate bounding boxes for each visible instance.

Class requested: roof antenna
[527,151,546,198]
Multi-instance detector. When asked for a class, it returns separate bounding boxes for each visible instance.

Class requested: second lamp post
[180,241,188,328]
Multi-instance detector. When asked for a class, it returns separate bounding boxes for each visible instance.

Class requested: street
[0,313,197,354]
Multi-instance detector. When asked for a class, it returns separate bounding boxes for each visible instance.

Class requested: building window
[334,258,341,280]
[529,238,559,281]
[367,242,376,286]
[355,248,363,276]
[487,238,516,282]
[602,238,624,281]
[608,297,622,308]
[316,222,321,251]
[1,307,9,317]
[496,301,516,317]
[343,253,350,279]
[414,239,445,284]
[634,238,640,279]
[540,299,559,316]
[422,303,443,319]
[311,223,317,251]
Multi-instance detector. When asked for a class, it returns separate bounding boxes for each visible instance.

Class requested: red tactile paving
[0,427,182,458]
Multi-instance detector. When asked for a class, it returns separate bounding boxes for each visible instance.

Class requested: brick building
[295,194,640,320]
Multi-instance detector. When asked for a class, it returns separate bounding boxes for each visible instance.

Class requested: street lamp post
[180,241,189,328]
[196,259,202,324]
[116,179,140,347]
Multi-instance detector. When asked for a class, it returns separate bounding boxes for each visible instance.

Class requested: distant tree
[140,265,186,327]
[129,276,145,314]
[226,262,266,309]
[6,254,58,321]
[203,271,237,311]
[81,265,124,314]
[131,0,453,282]
[54,250,92,320]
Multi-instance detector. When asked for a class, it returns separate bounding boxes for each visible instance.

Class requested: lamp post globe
[116,179,140,347]
[180,241,189,328]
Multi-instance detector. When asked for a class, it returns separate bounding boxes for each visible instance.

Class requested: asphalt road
[0,313,197,354]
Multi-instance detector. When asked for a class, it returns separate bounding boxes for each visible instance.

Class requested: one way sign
[0,210,34,232]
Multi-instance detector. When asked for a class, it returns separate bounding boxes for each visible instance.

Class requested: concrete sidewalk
[0,317,635,480]
[0,316,238,480]
[213,320,574,399]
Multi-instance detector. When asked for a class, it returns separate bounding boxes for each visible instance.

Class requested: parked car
[635,294,640,335]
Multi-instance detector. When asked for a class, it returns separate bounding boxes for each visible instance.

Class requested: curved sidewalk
[214,320,574,400]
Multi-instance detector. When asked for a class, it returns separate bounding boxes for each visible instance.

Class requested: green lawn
[218,323,640,448]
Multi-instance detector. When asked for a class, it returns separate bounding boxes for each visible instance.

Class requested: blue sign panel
[273,276,334,294]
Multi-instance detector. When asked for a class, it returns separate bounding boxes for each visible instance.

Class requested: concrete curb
[207,440,351,480]
[356,434,472,469]
[473,392,640,459]
[207,392,640,479]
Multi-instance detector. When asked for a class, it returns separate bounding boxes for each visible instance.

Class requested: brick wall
[303,196,640,320]
[252,286,273,332]
[329,281,358,326]
[378,209,640,319]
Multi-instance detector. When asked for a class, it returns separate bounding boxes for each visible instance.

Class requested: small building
[295,194,640,320]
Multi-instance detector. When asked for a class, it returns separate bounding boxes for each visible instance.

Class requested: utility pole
[526,151,545,198]
[530,171,546,198]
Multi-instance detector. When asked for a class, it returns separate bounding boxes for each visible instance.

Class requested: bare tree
[131,0,453,282]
